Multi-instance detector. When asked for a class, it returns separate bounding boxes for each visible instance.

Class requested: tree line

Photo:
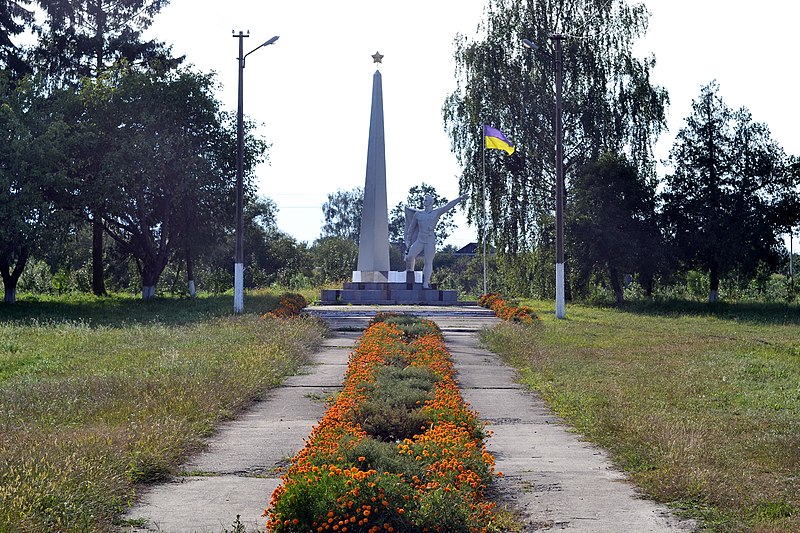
[0,0,304,302]
[4,0,799,304]
[443,0,799,303]
[307,1,800,304]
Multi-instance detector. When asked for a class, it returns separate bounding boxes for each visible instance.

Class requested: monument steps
[321,282,458,305]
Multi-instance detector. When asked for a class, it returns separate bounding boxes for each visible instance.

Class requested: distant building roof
[454,243,495,256]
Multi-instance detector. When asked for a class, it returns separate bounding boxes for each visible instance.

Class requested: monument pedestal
[320,271,458,305]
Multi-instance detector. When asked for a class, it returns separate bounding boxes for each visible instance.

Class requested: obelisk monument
[319,51,456,304]
[353,52,390,282]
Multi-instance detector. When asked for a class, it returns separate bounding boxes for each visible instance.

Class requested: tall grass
[0,289,326,532]
[482,300,799,532]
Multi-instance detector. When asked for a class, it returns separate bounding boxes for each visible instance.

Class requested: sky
[143,1,800,254]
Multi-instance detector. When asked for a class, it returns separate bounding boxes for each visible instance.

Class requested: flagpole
[480,124,514,298]
[481,124,487,296]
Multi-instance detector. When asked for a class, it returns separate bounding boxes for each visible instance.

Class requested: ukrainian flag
[483,124,515,155]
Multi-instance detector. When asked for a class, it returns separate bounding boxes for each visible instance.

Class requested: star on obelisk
[372,51,384,64]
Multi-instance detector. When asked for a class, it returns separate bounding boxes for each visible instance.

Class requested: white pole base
[234,262,244,314]
[556,262,566,319]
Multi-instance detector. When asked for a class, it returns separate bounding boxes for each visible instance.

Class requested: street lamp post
[523,35,566,319]
[233,31,278,314]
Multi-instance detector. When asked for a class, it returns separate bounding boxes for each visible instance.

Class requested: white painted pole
[553,35,566,319]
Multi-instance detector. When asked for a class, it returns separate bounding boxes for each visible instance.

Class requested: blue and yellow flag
[483,124,515,155]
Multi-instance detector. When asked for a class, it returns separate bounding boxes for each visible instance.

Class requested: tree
[311,237,358,284]
[241,197,290,285]
[203,196,316,290]
[388,183,457,245]
[32,0,177,82]
[443,0,668,278]
[256,229,313,288]
[320,187,363,242]
[32,0,179,296]
[772,156,800,247]
[0,74,70,302]
[75,65,264,299]
[568,152,662,303]
[0,0,34,76]
[170,99,243,298]
[662,82,790,301]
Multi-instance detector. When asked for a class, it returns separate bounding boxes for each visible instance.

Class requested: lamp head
[263,35,279,46]
[522,38,540,51]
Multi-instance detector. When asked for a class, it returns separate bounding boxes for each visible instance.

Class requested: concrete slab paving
[123,304,695,533]
[432,317,696,533]
[123,335,353,532]
[125,477,279,533]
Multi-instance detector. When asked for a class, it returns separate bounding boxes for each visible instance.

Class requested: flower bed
[478,293,539,325]
[265,292,308,318]
[265,313,497,532]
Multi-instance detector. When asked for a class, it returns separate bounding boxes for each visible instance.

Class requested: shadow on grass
[612,298,800,326]
[0,291,282,327]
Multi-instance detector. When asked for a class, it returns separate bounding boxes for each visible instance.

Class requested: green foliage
[32,0,177,83]
[30,0,181,296]
[0,0,34,76]
[320,187,363,242]
[568,152,663,303]
[428,247,502,299]
[311,236,358,284]
[251,230,313,289]
[222,514,247,533]
[0,73,74,302]
[74,65,264,296]
[444,0,667,257]
[662,82,793,301]
[344,438,425,480]
[354,401,429,442]
[353,365,438,441]
[369,312,441,340]
[218,198,317,290]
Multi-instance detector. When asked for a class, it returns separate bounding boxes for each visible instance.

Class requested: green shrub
[369,313,441,340]
[354,401,429,442]
[352,365,437,441]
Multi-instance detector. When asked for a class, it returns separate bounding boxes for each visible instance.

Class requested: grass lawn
[0,289,326,532]
[481,299,799,532]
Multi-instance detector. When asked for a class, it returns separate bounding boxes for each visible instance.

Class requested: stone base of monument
[320,270,458,305]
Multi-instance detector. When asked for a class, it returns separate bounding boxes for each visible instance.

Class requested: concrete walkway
[124,304,695,532]
[124,331,355,532]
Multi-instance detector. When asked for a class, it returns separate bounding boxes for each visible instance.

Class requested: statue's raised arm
[432,194,468,217]
[404,193,467,288]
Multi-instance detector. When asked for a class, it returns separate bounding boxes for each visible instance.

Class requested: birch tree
[443,0,667,293]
